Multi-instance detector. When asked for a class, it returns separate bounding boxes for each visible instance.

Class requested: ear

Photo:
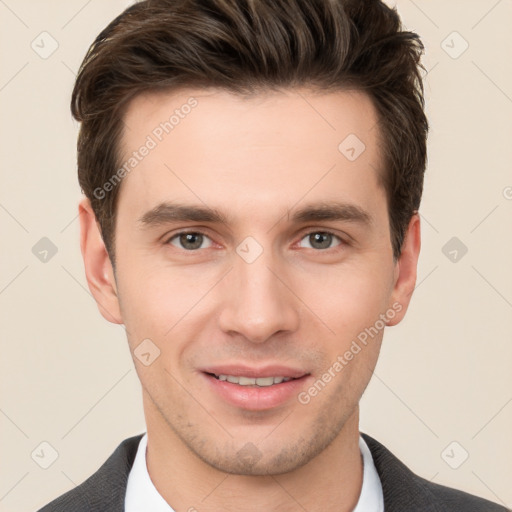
[386,213,421,326]
[79,197,123,324]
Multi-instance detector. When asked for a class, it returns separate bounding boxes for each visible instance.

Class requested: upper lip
[201,364,309,379]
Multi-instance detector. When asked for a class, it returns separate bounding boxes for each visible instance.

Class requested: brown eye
[168,232,212,250]
[298,231,342,250]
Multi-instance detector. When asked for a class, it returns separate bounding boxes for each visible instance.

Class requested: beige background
[1,1,511,511]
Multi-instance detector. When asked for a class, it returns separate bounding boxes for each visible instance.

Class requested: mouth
[206,373,296,387]
[200,366,311,410]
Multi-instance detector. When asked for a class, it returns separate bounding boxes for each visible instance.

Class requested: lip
[199,364,311,411]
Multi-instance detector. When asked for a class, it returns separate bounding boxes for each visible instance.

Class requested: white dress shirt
[125,432,384,511]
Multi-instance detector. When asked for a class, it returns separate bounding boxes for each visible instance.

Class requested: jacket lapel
[362,433,444,512]
[78,433,143,511]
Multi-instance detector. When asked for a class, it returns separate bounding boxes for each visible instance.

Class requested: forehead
[121,87,380,155]
[116,87,385,226]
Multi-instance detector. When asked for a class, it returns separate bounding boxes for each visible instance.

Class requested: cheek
[116,260,218,346]
[300,260,394,341]
[117,268,203,395]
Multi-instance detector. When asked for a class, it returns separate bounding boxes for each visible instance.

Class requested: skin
[79,87,420,512]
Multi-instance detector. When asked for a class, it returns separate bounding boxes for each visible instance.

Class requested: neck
[144,394,363,512]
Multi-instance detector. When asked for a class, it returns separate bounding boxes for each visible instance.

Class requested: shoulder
[37,433,143,512]
[361,433,509,512]
[422,478,509,511]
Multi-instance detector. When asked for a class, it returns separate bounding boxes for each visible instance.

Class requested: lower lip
[202,373,310,411]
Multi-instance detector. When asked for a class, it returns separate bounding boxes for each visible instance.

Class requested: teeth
[215,374,292,386]
[239,376,256,385]
[255,377,274,386]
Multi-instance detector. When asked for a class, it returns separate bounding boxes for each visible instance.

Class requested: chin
[190,429,339,477]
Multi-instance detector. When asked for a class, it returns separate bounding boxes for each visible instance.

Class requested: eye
[298,231,343,250]
[167,231,213,251]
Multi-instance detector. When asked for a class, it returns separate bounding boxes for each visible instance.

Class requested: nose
[218,248,300,344]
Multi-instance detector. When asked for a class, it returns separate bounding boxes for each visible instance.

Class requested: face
[81,87,419,476]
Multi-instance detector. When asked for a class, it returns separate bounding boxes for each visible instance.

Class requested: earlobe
[78,197,123,324]
[386,213,421,327]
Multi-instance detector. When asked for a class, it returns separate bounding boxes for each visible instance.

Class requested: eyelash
[164,229,347,252]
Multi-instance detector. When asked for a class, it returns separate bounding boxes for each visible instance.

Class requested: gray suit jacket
[38,433,508,511]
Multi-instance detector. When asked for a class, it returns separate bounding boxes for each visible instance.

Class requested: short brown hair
[71,0,428,264]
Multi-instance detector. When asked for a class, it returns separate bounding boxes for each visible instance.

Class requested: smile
[201,369,311,410]
[210,374,294,386]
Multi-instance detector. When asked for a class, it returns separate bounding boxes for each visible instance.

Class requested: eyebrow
[137,201,372,229]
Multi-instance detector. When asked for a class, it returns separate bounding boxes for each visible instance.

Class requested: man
[38,0,508,511]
